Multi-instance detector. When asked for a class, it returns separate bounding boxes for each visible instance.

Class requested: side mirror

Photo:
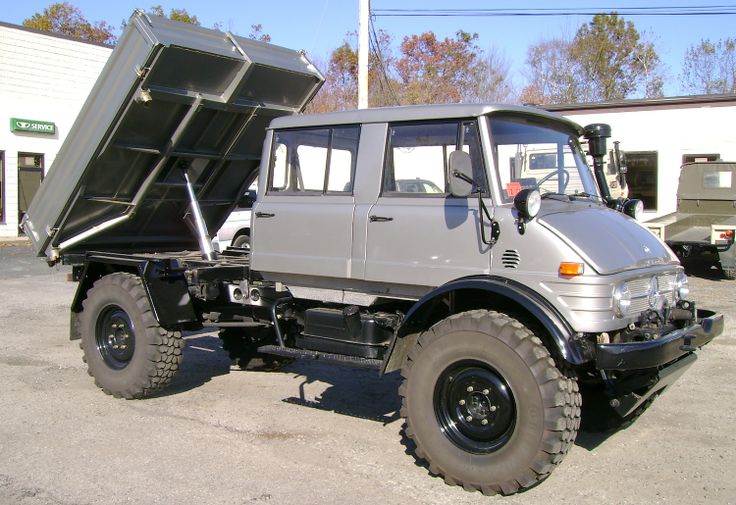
[447,150,474,197]
[237,190,256,209]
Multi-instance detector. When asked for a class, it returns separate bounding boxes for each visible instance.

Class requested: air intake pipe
[583,123,612,201]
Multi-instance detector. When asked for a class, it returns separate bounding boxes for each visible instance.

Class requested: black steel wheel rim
[434,360,516,454]
[95,305,136,369]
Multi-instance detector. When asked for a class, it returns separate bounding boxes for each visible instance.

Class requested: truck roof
[270,103,583,133]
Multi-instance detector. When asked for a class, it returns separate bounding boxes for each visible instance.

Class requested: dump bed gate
[22,11,323,260]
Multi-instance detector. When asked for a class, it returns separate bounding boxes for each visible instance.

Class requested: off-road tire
[400,310,580,495]
[80,272,183,398]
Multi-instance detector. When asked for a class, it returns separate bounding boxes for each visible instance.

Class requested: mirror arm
[453,170,475,185]
[477,191,499,246]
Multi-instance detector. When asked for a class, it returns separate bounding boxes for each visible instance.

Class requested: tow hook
[679,334,697,352]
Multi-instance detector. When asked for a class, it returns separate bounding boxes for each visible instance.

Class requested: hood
[538,205,678,275]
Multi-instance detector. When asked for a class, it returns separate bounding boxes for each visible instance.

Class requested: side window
[268,126,359,194]
[384,120,486,196]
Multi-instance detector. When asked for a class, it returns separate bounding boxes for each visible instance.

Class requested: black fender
[69,252,199,339]
[381,275,593,374]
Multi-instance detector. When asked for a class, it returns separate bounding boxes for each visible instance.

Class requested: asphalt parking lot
[0,242,734,505]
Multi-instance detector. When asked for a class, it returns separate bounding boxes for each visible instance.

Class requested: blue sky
[3,1,735,96]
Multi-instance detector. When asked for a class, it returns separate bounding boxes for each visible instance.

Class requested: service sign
[10,118,56,135]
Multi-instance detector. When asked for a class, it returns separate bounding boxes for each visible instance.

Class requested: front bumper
[595,309,723,371]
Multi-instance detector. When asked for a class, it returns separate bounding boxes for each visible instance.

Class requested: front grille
[626,273,677,314]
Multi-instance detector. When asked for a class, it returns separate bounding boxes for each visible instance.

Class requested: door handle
[255,211,275,218]
[369,215,393,222]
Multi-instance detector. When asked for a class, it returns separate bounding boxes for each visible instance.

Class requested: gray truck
[645,162,736,279]
[22,13,723,496]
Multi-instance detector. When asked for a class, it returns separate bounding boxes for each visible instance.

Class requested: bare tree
[681,38,736,94]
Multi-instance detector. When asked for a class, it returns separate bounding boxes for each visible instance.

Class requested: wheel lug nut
[458,399,466,405]
[481,419,488,425]
[482,389,489,395]
[490,405,497,412]
[466,386,474,392]
[465,416,473,422]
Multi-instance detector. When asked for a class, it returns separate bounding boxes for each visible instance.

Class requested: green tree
[522,13,663,104]
[572,13,663,101]
[681,38,736,94]
[23,2,115,44]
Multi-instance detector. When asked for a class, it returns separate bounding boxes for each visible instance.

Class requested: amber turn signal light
[559,262,584,277]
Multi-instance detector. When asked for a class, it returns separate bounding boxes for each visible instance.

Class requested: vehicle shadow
[156,330,232,397]
[682,263,730,281]
[159,331,627,450]
[277,360,402,425]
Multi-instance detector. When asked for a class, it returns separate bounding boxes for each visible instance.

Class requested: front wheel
[80,272,183,399]
[400,310,580,495]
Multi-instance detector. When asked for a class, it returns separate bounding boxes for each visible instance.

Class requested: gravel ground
[0,243,734,505]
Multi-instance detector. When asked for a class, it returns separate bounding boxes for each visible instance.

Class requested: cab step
[257,345,383,369]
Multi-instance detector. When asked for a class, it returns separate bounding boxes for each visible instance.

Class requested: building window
[17,153,44,221]
[0,151,4,222]
[683,153,720,164]
[625,151,658,211]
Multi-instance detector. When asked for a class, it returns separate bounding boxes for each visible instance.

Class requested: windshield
[488,115,599,203]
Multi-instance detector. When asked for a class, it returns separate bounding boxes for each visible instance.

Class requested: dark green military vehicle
[645,162,736,279]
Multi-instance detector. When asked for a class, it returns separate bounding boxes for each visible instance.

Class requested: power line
[372,6,736,17]
[368,18,401,105]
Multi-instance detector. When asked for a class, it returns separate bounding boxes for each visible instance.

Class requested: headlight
[514,188,541,219]
[623,198,644,220]
[613,282,632,318]
[675,270,689,301]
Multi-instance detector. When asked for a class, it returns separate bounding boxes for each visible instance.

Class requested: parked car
[214,185,256,250]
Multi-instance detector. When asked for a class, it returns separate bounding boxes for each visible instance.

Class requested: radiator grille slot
[501,249,521,269]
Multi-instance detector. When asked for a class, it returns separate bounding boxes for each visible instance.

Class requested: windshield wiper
[540,192,570,201]
[569,192,604,202]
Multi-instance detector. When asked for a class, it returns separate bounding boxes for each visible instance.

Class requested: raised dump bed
[22,11,323,262]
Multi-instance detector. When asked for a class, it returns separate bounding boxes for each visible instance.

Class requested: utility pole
[358,0,369,109]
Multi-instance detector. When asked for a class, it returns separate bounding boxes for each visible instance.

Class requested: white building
[0,22,111,238]
[549,95,736,220]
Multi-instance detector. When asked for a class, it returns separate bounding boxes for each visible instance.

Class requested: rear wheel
[80,272,183,398]
[232,234,250,250]
[400,310,580,495]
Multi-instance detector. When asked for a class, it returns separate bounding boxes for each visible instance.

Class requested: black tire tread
[81,272,183,399]
[400,310,581,495]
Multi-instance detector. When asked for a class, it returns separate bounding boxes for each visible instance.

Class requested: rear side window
[383,120,486,196]
[268,126,360,194]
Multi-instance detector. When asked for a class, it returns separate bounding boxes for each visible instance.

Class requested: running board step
[257,345,383,369]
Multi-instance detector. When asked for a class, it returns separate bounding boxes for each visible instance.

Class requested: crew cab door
[251,126,360,278]
[363,119,493,287]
